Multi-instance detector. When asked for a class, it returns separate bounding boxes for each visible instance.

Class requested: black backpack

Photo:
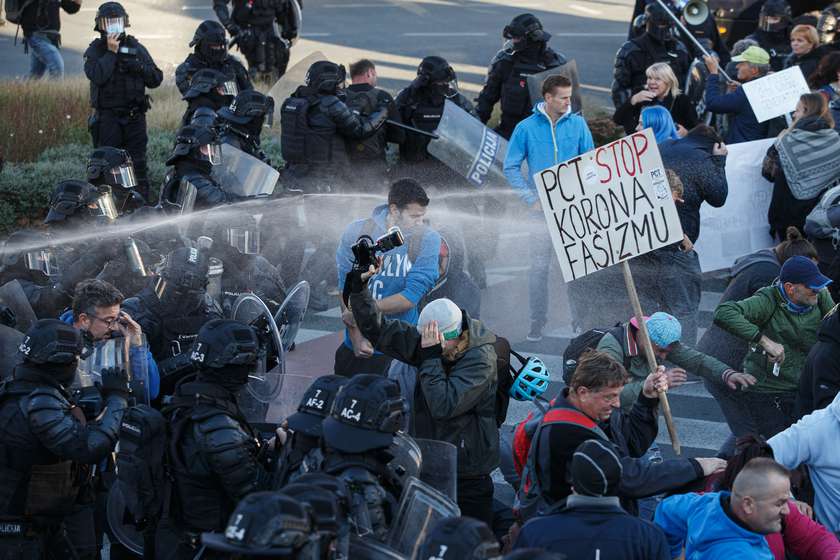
[115,405,168,526]
[5,0,35,25]
[561,324,628,384]
[280,95,311,164]
[344,88,382,160]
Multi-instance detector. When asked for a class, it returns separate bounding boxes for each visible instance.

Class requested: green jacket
[713,283,834,393]
[596,325,732,410]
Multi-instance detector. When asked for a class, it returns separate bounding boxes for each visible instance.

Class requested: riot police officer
[160,319,279,558]
[159,124,228,211]
[612,2,692,109]
[213,0,299,82]
[0,319,129,559]
[0,230,71,320]
[476,13,567,139]
[217,89,275,163]
[746,0,792,71]
[181,68,239,125]
[281,60,388,192]
[818,3,840,47]
[176,20,253,96]
[83,2,162,202]
[122,247,223,398]
[86,146,145,211]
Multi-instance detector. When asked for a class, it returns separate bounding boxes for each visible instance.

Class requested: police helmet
[503,13,550,43]
[281,483,343,539]
[1,230,57,276]
[417,55,455,84]
[183,68,238,100]
[293,473,352,518]
[190,19,227,48]
[155,246,210,293]
[87,147,136,190]
[759,0,792,32]
[416,517,501,560]
[218,90,275,127]
[18,319,87,365]
[644,3,675,42]
[165,124,222,166]
[189,106,219,129]
[44,180,119,225]
[190,319,259,369]
[305,61,346,94]
[94,1,129,33]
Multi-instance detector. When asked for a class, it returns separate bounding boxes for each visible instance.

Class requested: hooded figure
[175,20,253,97]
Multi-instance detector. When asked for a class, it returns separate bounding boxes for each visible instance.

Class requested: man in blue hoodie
[654,457,791,559]
[503,74,594,341]
[335,178,441,376]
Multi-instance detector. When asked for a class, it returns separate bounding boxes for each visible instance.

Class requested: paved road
[0,0,632,108]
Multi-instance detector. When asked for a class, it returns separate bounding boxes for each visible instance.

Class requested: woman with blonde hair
[613,61,698,135]
[784,24,822,82]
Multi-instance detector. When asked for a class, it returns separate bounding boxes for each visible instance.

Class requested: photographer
[347,263,499,526]
[83,2,163,202]
[334,179,441,377]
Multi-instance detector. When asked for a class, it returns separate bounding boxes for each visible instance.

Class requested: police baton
[386,120,439,140]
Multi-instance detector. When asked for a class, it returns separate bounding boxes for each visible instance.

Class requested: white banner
[534,128,684,282]
[694,138,776,272]
[742,66,809,123]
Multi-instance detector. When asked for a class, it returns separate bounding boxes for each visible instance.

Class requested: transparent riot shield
[0,325,23,381]
[267,50,327,125]
[526,59,584,114]
[386,477,460,558]
[415,439,458,501]
[0,280,37,333]
[291,0,302,36]
[349,535,407,560]
[106,481,144,556]
[273,280,310,352]
[426,100,509,188]
[211,144,279,199]
[264,373,321,424]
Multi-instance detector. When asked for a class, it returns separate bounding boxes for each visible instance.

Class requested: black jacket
[394,86,477,163]
[746,29,791,72]
[612,93,698,135]
[20,0,79,37]
[344,83,405,163]
[784,49,822,84]
[84,35,163,111]
[213,0,297,36]
[797,305,840,417]
[350,288,499,477]
[175,53,253,97]
[611,33,692,109]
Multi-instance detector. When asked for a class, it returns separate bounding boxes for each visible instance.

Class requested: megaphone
[682,0,709,26]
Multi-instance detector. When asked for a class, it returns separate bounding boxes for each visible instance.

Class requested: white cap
[417,298,463,340]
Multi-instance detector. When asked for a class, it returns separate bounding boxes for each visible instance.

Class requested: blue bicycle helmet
[509,351,550,401]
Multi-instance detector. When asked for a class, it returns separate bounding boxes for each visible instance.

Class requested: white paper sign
[694,138,776,272]
[742,66,810,123]
[534,128,684,283]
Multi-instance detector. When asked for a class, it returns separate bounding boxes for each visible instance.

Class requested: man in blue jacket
[654,457,790,559]
[335,178,441,376]
[503,74,594,341]
[704,46,771,144]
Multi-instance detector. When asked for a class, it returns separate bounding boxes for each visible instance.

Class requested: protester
[503,74,594,341]
[798,304,840,417]
[714,255,835,438]
[514,439,670,559]
[655,457,792,559]
[771,391,840,535]
[785,24,823,80]
[704,46,771,143]
[636,105,680,143]
[613,62,697,135]
[765,93,840,240]
[809,51,840,130]
[18,0,80,78]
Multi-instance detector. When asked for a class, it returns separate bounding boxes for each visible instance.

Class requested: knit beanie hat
[571,439,623,497]
[645,312,682,347]
[417,298,463,341]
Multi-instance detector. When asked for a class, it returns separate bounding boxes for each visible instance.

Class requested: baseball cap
[571,439,624,497]
[780,255,832,290]
[645,312,682,348]
[417,517,501,560]
[286,375,348,438]
[731,45,771,65]
[322,374,407,453]
[418,298,463,341]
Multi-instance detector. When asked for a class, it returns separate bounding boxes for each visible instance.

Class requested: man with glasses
[714,255,836,439]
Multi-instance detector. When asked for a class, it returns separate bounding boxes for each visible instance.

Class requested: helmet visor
[216,81,239,97]
[198,143,223,165]
[109,163,137,189]
[99,16,126,34]
[435,78,459,99]
[91,192,119,221]
[227,226,260,254]
[25,249,59,276]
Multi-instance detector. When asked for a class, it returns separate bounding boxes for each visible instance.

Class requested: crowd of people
[5,0,840,558]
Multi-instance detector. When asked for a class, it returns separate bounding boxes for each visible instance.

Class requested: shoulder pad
[193,409,242,432]
[544,48,567,67]
[616,40,641,60]
[491,48,514,66]
[24,386,69,412]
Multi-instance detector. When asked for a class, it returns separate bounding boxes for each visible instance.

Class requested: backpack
[561,323,628,384]
[5,0,35,25]
[344,88,382,160]
[805,184,840,243]
[280,95,311,164]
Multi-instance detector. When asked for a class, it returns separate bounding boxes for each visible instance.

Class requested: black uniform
[0,320,129,559]
[217,89,275,163]
[213,0,298,81]
[160,125,228,210]
[84,4,162,201]
[176,20,253,96]
[0,230,71,320]
[746,0,792,72]
[181,68,236,126]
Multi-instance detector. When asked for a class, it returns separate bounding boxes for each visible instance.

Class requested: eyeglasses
[91,315,120,328]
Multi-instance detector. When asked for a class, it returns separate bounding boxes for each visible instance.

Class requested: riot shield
[291,0,302,36]
[349,535,407,560]
[106,480,144,557]
[231,293,285,406]
[212,144,279,199]
[386,477,460,558]
[75,336,128,387]
[0,280,37,332]
[426,100,509,188]
[415,439,457,501]
[526,59,584,114]
[267,50,327,124]
[0,325,23,380]
[273,280,310,352]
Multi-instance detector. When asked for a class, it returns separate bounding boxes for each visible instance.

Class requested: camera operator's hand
[421,321,443,349]
[360,258,381,282]
[107,33,120,53]
[100,367,130,398]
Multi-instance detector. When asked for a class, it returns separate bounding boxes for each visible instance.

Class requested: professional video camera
[350,226,405,271]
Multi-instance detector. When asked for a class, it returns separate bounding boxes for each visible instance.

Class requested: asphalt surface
[0,0,632,108]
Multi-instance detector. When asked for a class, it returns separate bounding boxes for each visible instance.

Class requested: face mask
[99,17,125,35]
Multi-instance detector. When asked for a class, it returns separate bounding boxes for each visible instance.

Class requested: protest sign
[694,138,775,272]
[742,66,810,123]
[534,128,684,283]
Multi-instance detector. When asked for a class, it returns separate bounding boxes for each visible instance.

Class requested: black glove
[100,367,131,398]
[227,23,241,36]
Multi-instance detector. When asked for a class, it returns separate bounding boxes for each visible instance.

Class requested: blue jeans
[27,33,64,79]
[528,218,552,327]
